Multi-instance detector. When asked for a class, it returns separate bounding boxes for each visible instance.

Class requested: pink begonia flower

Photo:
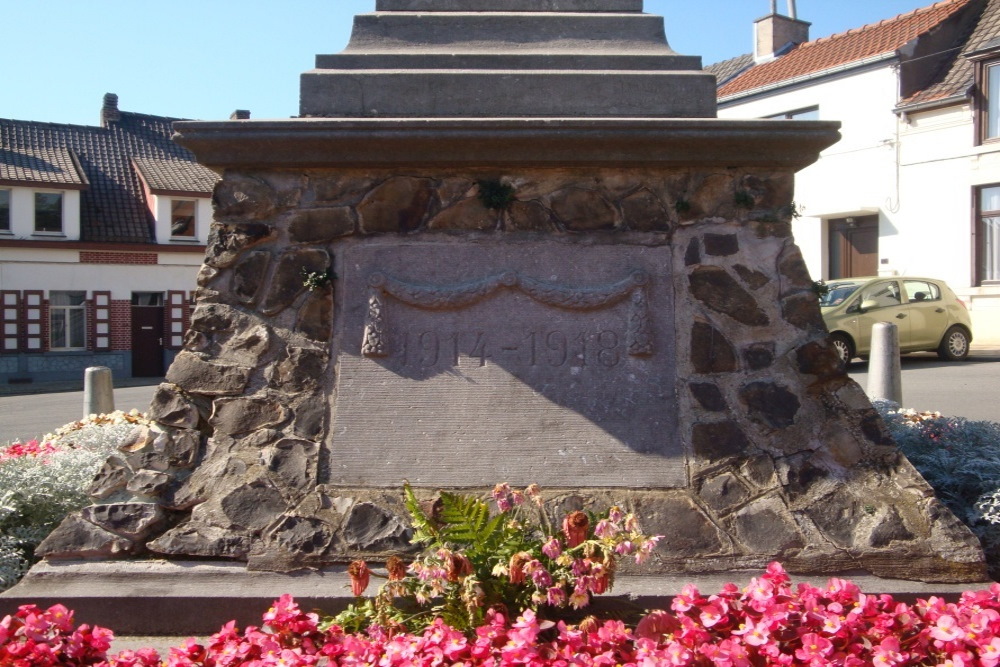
[547,586,567,607]
[795,632,834,661]
[981,636,1000,667]
[931,614,965,642]
[594,519,620,539]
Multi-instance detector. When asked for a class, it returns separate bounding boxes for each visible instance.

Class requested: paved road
[0,384,159,445]
[847,352,1000,422]
[0,353,997,444]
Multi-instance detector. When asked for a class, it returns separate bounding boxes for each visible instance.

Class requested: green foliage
[813,280,830,298]
[302,267,334,291]
[0,416,140,591]
[333,483,662,636]
[674,199,691,214]
[876,401,1000,578]
[476,180,516,211]
[734,190,755,209]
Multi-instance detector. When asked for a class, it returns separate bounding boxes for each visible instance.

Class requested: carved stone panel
[331,239,681,488]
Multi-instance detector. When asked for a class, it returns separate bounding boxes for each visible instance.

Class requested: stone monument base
[1,560,992,636]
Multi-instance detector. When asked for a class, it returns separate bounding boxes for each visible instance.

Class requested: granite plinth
[2,560,993,635]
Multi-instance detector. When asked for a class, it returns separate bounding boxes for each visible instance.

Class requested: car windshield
[819,282,862,307]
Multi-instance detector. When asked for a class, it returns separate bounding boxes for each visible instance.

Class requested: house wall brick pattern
[79,251,158,265]
[110,301,132,352]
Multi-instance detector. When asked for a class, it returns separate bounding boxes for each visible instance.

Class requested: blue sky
[4,0,941,126]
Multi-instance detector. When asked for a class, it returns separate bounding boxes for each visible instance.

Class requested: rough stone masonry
[37,0,986,582]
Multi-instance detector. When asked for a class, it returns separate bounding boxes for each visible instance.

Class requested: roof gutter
[719,51,898,105]
[894,91,970,116]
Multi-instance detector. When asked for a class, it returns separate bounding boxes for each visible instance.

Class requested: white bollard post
[867,322,903,406]
[83,366,115,418]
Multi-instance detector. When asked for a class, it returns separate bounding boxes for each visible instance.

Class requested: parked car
[819,276,973,366]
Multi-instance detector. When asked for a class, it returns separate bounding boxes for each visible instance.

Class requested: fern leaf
[438,492,492,546]
[403,482,437,544]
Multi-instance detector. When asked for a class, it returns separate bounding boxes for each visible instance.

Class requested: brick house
[0,94,218,384]
[709,0,1000,344]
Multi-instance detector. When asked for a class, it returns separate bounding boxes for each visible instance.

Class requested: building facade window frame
[0,189,10,233]
[33,190,64,235]
[766,105,820,120]
[169,198,198,240]
[970,43,1000,145]
[48,290,87,351]
[976,183,1000,286]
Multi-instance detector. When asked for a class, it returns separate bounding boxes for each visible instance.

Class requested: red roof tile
[719,0,974,99]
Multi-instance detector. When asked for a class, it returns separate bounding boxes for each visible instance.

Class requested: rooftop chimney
[754,2,810,63]
[101,93,120,126]
[230,110,251,120]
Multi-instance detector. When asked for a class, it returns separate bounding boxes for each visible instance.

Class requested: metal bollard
[83,366,115,418]
[867,322,903,406]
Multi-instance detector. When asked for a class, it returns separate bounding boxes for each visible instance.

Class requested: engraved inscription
[393,329,625,369]
[362,269,652,360]
[333,241,681,489]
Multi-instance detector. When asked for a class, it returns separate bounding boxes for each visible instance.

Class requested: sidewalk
[0,376,163,397]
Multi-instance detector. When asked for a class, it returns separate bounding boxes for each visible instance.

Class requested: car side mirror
[860,298,879,312]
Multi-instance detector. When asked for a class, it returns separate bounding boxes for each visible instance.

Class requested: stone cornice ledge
[173,118,841,171]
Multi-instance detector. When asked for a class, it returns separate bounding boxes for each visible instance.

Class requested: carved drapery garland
[362,269,653,358]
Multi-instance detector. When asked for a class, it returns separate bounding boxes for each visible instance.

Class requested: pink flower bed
[0,439,58,463]
[5,563,1000,666]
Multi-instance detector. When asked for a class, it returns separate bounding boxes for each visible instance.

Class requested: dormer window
[171,199,197,239]
[34,192,64,234]
[0,189,9,232]
[969,40,1000,145]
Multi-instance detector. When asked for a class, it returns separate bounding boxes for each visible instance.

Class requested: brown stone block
[82,503,167,541]
[296,292,333,342]
[796,340,843,380]
[729,497,804,555]
[691,421,750,461]
[428,197,499,231]
[690,321,738,374]
[288,207,355,244]
[165,352,252,397]
[703,233,739,257]
[637,495,728,557]
[259,248,331,316]
[689,382,727,411]
[357,176,434,233]
[147,523,251,559]
[230,251,271,305]
[739,381,800,430]
[698,473,751,514]
[213,175,277,220]
[549,187,617,230]
[269,347,329,394]
[36,514,139,559]
[778,245,815,293]
[210,397,290,436]
[310,175,373,205]
[147,384,201,429]
[733,264,770,290]
[506,200,555,231]
[781,292,825,332]
[621,188,670,232]
[205,223,275,269]
[689,266,769,326]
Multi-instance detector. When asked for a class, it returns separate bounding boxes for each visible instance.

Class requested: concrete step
[2,559,993,636]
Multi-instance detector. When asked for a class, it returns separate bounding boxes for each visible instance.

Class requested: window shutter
[1,291,20,353]
[92,291,112,351]
[23,291,44,351]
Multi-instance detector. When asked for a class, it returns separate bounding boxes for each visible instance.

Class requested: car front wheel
[937,326,970,361]
[830,333,854,368]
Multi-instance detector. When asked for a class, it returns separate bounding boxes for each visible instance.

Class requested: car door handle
[895,313,907,319]
[935,308,945,313]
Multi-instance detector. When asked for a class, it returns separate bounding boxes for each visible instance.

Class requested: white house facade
[712,0,1000,344]
[0,94,219,384]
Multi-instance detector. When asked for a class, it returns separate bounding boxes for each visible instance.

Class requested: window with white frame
[978,185,1000,284]
[0,189,10,232]
[49,291,87,350]
[767,106,819,120]
[170,199,197,239]
[34,192,63,233]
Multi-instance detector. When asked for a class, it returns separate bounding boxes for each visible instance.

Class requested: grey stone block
[376,0,643,11]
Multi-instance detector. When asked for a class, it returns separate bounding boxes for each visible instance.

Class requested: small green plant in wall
[302,267,335,291]
[477,180,517,211]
